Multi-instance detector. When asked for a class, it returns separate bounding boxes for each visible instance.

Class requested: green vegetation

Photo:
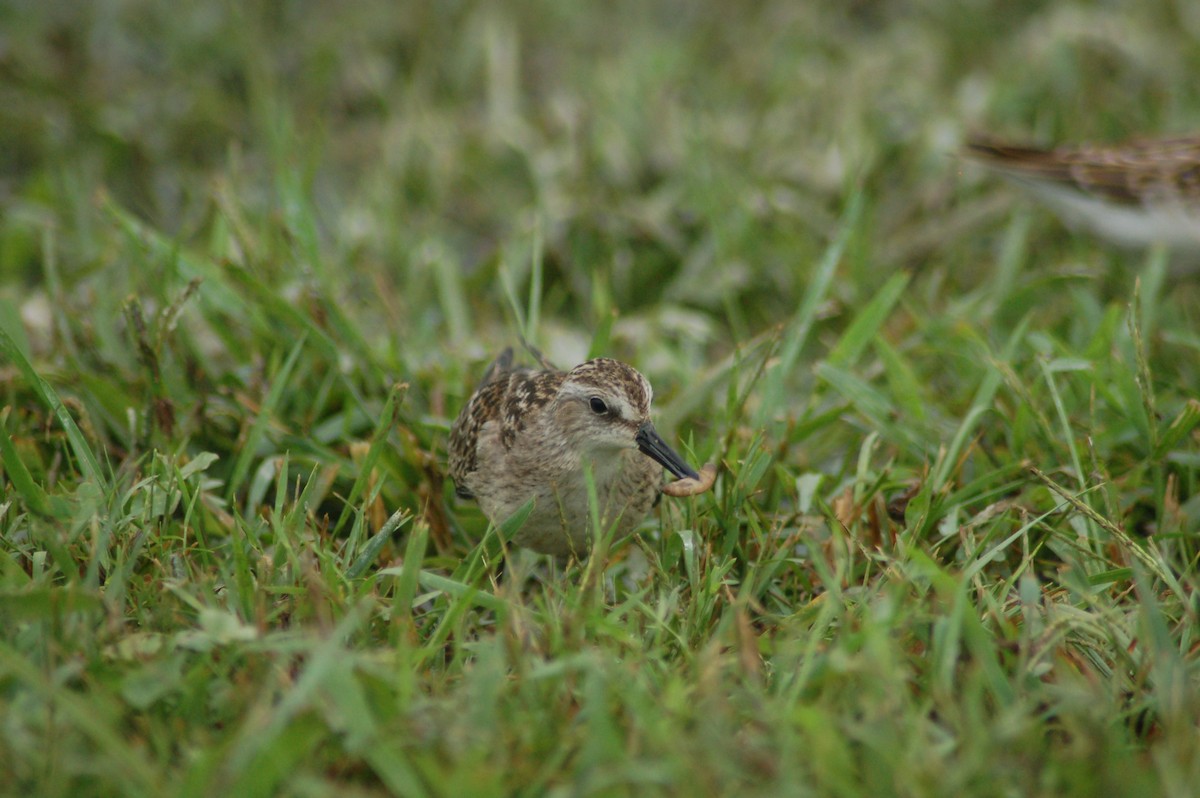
[2,1,1199,795]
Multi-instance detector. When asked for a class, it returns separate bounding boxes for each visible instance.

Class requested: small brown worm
[661,463,718,497]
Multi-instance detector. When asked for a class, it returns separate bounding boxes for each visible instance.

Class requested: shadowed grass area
[2,1,1199,795]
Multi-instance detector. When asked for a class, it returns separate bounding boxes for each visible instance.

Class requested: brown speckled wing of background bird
[966,136,1200,206]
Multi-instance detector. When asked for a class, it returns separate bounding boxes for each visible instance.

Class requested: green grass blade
[226,335,307,502]
[755,190,864,428]
[825,270,910,369]
[0,324,105,488]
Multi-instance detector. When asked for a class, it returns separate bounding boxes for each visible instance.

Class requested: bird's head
[554,358,698,480]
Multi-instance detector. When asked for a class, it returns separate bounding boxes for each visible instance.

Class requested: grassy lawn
[2,1,1199,795]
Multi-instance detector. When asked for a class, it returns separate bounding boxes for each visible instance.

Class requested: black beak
[635,422,699,480]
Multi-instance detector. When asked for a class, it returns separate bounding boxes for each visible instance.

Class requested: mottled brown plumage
[965,134,1200,250]
[448,349,697,557]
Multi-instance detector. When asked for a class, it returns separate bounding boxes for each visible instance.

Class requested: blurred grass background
[2,1,1199,795]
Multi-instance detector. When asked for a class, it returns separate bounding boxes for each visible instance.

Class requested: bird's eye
[589,397,609,415]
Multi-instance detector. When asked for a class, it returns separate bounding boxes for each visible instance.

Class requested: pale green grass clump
[1,1,1199,796]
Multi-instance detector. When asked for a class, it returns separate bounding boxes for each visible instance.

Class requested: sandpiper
[965,134,1200,251]
[448,348,699,557]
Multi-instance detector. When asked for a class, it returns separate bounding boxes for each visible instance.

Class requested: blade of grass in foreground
[333,381,408,537]
[815,362,924,458]
[755,190,863,430]
[1154,398,1200,460]
[824,270,910,369]
[346,508,411,579]
[218,601,373,795]
[0,324,106,489]
[0,640,161,796]
[226,335,307,503]
[931,314,1031,495]
[1029,465,1171,583]
[0,411,68,518]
